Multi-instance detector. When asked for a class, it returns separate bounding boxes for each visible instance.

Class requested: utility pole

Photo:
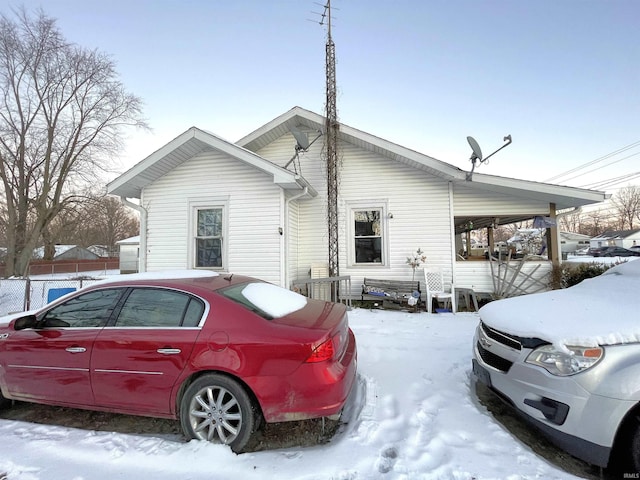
[321,0,340,279]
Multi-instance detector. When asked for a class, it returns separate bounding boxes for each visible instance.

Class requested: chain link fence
[0,277,104,316]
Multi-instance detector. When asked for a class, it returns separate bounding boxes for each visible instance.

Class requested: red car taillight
[305,337,335,363]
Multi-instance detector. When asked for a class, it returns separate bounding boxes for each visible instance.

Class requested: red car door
[91,287,206,415]
[2,288,123,406]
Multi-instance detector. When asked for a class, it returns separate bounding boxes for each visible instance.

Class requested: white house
[107,107,607,299]
[590,229,640,250]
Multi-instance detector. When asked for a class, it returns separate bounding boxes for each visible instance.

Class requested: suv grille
[481,321,522,351]
[477,342,513,372]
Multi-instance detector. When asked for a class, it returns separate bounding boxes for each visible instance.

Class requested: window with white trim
[195,207,223,268]
[352,208,385,264]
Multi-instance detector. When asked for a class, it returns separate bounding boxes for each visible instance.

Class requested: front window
[196,208,223,268]
[354,209,383,264]
[40,289,123,328]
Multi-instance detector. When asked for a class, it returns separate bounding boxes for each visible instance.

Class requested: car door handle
[157,348,181,355]
[66,347,86,353]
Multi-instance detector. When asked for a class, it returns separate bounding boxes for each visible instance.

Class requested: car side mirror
[13,314,38,331]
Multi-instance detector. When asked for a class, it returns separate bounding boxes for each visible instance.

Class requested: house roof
[116,235,140,245]
[592,229,640,240]
[32,245,99,260]
[238,106,609,212]
[108,107,608,213]
[107,127,317,199]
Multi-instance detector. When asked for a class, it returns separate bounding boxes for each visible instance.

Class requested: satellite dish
[465,134,512,181]
[467,136,482,161]
[291,127,310,151]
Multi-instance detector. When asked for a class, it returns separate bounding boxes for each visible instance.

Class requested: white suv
[472,259,640,472]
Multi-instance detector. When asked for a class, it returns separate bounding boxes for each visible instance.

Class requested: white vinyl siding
[256,129,453,297]
[142,150,284,285]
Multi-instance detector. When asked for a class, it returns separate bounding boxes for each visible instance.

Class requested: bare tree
[0,8,146,277]
[581,209,609,237]
[32,194,138,257]
[558,210,583,233]
[80,195,139,251]
[611,185,640,230]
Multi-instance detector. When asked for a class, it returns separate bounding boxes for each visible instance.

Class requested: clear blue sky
[4,0,640,194]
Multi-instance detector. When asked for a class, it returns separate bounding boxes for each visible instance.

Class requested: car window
[114,288,205,328]
[217,282,274,320]
[40,288,123,328]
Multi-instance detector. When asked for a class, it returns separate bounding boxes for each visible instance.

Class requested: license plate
[472,359,492,388]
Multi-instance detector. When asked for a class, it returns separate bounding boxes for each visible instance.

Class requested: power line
[581,171,640,190]
[545,139,640,183]
[561,150,640,184]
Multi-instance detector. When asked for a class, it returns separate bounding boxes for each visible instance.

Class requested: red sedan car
[0,271,357,452]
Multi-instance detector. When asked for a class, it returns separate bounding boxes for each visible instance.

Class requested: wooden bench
[361,278,421,309]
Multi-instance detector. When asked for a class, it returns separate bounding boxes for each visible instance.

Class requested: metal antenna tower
[319,0,340,278]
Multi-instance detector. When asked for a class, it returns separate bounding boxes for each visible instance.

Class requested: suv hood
[479,260,640,349]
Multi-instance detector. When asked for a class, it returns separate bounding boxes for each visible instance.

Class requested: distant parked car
[0,271,358,452]
[600,246,640,257]
[587,246,640,257]
[631,245,640,252]
[586,246,607,256]
[472,260,640,471]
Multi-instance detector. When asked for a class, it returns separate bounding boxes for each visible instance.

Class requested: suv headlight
[526,344,603,376]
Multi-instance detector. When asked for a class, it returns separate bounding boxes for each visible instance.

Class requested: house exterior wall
[142,150,284,285]
[286,196,300,286]
[254,128,454,297]
[622,232,640,248]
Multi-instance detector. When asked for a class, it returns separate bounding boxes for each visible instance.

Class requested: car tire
[0,391,11,409]
[630,417,640,472]
[180,373,257,453]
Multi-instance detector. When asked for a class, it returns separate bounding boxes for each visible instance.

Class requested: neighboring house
[87,245,112,258]
[559,232,592,254]
[590,229,640,250]
[32,245,100,261]
[116,236,140,274]
[107,106,608,298]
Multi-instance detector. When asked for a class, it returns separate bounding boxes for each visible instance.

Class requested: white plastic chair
[423,268,456,314]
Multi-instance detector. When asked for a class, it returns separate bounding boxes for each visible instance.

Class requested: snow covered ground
[2,256,632,479]
[1,308,591,480]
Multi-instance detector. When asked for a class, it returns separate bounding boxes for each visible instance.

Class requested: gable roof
[592,229,640,240]
[107,127,317,199]
[238,106,608,211]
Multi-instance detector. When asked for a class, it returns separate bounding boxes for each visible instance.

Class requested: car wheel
[180,373,257,453]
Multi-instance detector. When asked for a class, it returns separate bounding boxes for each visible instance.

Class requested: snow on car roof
[241,282,307,318]
[93,270,219,285]
[479,259,640,349]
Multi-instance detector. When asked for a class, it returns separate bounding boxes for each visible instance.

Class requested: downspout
[283,187,308,289]
[120,197,148,273]
[448,181,456,284]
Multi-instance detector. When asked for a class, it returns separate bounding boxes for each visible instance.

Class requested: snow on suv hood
[479,259,640,348]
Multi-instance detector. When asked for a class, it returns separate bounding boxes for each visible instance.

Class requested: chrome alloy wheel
[189,385,243,444]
